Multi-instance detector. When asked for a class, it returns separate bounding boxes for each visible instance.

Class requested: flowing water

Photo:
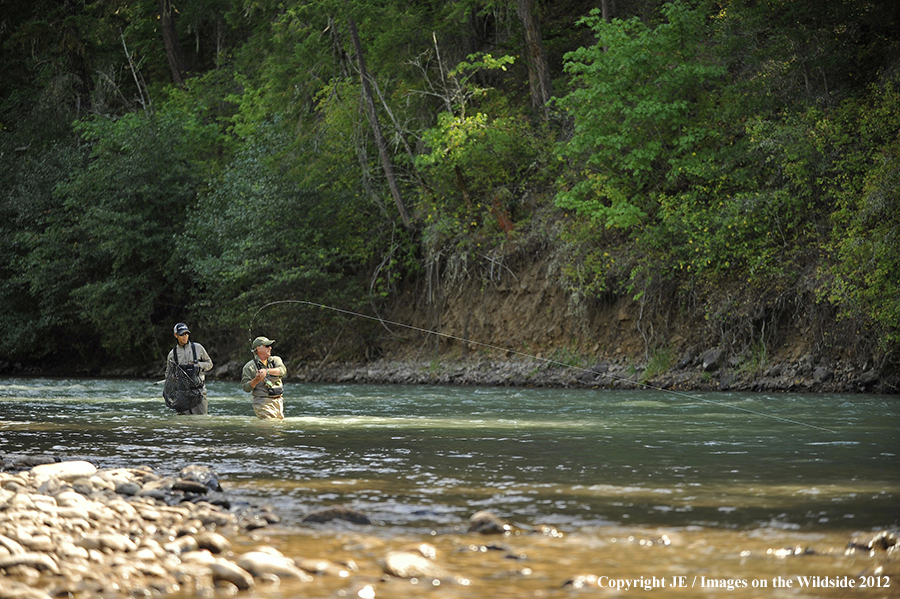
[1,377,898,598]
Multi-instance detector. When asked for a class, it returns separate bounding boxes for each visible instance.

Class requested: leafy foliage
[32,105,218,361]
[182,117,383,354]
[821,82,900,348]
[555,1,726,230]
[1,0,899,371]
[0,137,85,360]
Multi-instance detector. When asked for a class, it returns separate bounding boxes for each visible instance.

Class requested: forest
[1,0,898,379]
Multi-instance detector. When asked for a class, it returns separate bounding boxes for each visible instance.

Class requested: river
[1,377,898,598]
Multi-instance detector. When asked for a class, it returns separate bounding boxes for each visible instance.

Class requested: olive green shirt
[241,355,287,402]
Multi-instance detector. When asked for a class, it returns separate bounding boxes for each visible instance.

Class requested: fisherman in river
[242,336,286,420]
[162,322,214,415]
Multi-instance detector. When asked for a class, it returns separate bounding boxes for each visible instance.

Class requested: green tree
[0,138,86,361]
[183,117,387,355]
[28,105,220,362]
[554,0,726,230]
[822,81,900,350]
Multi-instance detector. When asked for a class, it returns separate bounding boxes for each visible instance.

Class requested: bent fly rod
[249,299,837,434]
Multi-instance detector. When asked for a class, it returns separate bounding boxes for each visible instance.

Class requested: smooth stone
[56,542,89,560]
[21,535,54,552]
[0,534,27,555]
[31,461,97,481]
[54,490,87,507]
[164,535,199,555]
[87,475,114,491]
[382,550,454,581]
[172,479,209,494]
[55,506,90,520]
[301,506,371,525]
[468,510,514,534]
[78,533,138,553]
[209,558,254,590]
[178,465,222,492]
[297,557,352,577]
[115,482,142,496]
[236,551,313,581]
[180,549,217,565]
[0,551,61,574]
[194,531,231,554]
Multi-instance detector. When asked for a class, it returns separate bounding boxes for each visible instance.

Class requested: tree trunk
[516,0,552,119]
[158,0,185,86]
[346,14,412,229]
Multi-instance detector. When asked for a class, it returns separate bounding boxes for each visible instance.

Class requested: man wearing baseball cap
[163,323,214,415]
[241,335,287,419]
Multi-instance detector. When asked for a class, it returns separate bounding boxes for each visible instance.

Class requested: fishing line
[250,300,837,433]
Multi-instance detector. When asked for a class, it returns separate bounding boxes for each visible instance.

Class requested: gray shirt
[166,342,213,384]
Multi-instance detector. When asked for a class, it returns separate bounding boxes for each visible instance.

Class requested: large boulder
[701,348,725,372]
[813,366,833,383]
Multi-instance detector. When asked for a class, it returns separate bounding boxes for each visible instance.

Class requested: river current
[1,377,898,598]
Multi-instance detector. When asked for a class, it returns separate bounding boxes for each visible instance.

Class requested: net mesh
[163,364,204,412]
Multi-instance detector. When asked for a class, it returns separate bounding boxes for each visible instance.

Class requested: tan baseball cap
[251,336,275,348]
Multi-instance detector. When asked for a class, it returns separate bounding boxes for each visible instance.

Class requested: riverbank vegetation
[1,0,898,381]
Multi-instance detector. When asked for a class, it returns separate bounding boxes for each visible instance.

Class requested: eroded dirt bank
[279,251,896,394]
[6,246,894,394]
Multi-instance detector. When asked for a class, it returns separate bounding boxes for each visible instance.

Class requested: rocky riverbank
[0,456,489,598]
[0,457,283,598]
[207,351,895,394]
[2,456,898,599]
[2,336,895,394]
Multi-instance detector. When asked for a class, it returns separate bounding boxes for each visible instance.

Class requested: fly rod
[249,299,838,433]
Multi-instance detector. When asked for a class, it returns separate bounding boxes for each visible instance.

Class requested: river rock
[114,481,141,496]
[813,366,833,383]
[701,348,725,372]
[180,549,217,565]
[0,552,60,574]
[0,460,301,599]
[1,455,60,472]
[236,550,314,581]
[381,550,467,584]
[78,533,138,553]
[302,505,372,525]
[859,368,880,386]
[194,531,231,554]
[179,465,222,492]
[164,535,199,555]
[468,510,515,535]
[30,461,97,482]
[0,534,27,555]
[296,557,355,576]
[209,558,254,590]
[172,479,209,494]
